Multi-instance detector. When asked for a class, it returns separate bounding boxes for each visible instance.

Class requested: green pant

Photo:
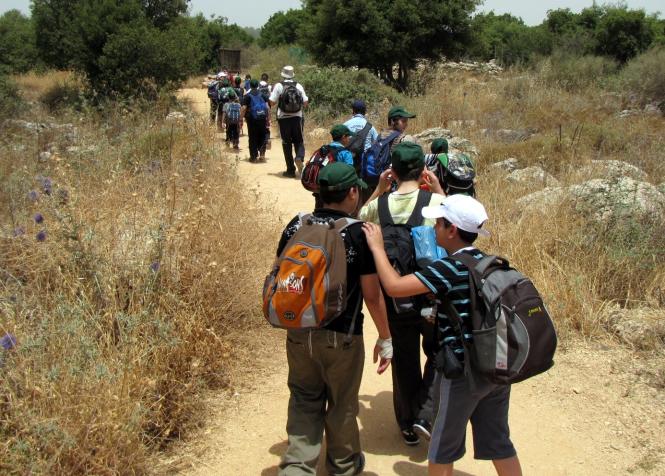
[279,329,365,476]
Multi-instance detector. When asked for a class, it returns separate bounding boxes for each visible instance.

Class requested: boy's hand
[422,169,444,195]
[377,169,393,195]
[362,223,384,252]
[373,338,393,374]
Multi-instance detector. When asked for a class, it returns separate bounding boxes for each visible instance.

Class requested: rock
[308,127,328,140]
[448,120,476,129]
[506,166,559,186]
[496,128,535,143]
[412,127,453,146]
[489,158,520,174]
[4,119,75,133]
[644,102,661,116]
[577,160,647,181]
[604,305,665,350]
[38,151,52,162]
[569,177,665,223]
[618,109,639,118]
[515,187,566,213]
[166,111,186,122]
[448,137,478,157]
[658,183,665,195]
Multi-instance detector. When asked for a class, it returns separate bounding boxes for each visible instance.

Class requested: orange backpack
[263,214,360,330]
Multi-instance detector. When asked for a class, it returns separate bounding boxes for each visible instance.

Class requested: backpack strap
[385,130,402,145]
[377,194,393,227]
[406,190,432,227]
[334,217,362,232]
[357,122,373,144]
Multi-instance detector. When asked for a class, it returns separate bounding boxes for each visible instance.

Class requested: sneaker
[412,419,432,441]
[401,429,420,446]
[353,452,365,475]
[282,170,296,178]
[295,159,304,175]
[249,157,257,163]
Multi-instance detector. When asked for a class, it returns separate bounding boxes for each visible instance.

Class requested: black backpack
[425,152,476,196]
[378,189,431,317]
[444,253,557,385]
[278,81,304,113]
[347,122,373,172]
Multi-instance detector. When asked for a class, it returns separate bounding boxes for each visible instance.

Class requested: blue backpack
[248,92,268,120]
[226,102,241,124]
[360,130,401,181]
[207,81,220,102]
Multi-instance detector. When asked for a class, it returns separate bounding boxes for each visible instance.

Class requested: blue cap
[351,99,366,112]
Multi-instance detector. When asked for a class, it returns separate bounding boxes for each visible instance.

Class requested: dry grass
[10,71,76,102]
[0,88,277,473]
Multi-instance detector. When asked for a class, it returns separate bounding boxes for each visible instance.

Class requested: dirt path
[169,88,664,476]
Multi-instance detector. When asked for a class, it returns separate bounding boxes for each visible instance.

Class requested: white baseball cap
[422,194,490,237]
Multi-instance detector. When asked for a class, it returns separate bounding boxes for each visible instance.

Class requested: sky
[2,1,662,27]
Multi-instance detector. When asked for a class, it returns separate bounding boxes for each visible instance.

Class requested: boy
[276,162,393,476]
[362,194,522,476]
[309,125,356,209]
[359,141,445,446]
[222,91,241,149]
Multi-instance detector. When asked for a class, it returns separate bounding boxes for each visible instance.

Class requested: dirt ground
[165,88,665,476]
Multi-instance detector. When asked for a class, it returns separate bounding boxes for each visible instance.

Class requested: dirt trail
[170,88,664,476]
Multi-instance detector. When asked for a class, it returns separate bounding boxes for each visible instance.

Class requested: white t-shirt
[269,80,309,119]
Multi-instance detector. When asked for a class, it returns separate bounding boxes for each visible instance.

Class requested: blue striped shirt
[344,114,379,153]
[415,248,485,360]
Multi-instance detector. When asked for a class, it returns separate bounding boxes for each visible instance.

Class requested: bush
[619,46,665,105]
[0,74,23,118]
[297,66,398,122]
[39,78,86,112]
[534,54,618,90]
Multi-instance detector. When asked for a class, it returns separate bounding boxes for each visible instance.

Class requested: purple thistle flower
[150,261,160,272]
[34,213,44,224]
[13,227,25,237]
[0,333,17,351]
[40,177,53,195]
[28,190,39,202]
[36,230,47,242]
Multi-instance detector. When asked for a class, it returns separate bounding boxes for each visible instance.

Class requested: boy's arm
[362,169,393,207]
[360,273,392,375]
[362,223,430,298]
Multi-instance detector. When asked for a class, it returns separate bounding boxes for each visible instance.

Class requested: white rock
[38,151,52,162]
[507,166,559,186]
[489,158,520,173]
[515,187,566,213]
[166,111,186,122]
[577,160,647,181]
[308,127,328,140]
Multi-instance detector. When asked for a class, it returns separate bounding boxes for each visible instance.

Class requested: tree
[302,0,479,91]
[0,10,40,74]
[594,7,654,62]
[259,9,308,48]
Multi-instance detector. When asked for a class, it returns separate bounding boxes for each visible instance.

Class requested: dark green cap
[318,163,367,191]
[330,124,355,141]
[388,106,416,120]
[431,138,449,154]
[250,78,259,88]
[391,141,425,175]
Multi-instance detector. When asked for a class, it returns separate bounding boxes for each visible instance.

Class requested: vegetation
[0,10,40,74]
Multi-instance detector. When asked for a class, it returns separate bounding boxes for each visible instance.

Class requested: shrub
[534,54,618,90]
[619,46,665,105]
[39,78,86,112]
[0,74,23,118]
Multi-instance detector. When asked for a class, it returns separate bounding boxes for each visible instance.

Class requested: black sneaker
[353,452,365,475]
[282,170,296,178]
[401,429,420,446]
[413,419,432,441]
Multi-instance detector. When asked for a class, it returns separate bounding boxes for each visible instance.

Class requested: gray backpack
[445,254,557,385]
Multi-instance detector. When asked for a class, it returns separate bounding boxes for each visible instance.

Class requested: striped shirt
[415,248,485,361]
[359,188,445,226]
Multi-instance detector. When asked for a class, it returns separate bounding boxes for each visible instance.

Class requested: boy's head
[250,79,259,89]
[422,194,489,249]
[390,141,425,182]
[261,72,269,81]
[318,163,367,212]
[388,106,415,131]
[245,74,251,80]
[234,76,241,86]
[330,124,355,147]
[431,138,448,154]
[228,91,237,101]
[352,99,366,115]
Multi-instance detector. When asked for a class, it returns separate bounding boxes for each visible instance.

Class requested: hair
[245,74,251,79]
[442,217,478,245]
[320,186,355,205]
[234,76,241,86]
[392,164,424,182]
[352,103,366,115]
[261,73,269,81]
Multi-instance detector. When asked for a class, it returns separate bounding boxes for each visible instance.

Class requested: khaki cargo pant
[279,329,365,476]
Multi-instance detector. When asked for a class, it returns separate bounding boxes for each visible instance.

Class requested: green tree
[193,15,254,72]
[594,7,654,62]
[0,9,40,74]
[302,0,479,90]
[259,9,308,48]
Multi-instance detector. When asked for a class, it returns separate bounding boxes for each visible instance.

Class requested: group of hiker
[252,64,557,476]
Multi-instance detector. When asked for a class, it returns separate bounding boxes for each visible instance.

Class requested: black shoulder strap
[377,194,393,227]
[358,122,372,141]
[406,190,432,227]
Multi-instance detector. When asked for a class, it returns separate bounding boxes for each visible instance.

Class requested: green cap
[388,106,416,120]
[250,78,259,88]
[431,138,449,154]
[318,162,367,191]
[330,124,355,141]
[391,141,425,175]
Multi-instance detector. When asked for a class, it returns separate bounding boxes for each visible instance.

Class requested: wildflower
[40,177,53,195]
[34,213,44,224]
[0,333,17,351]
[27,190,39,202]
[13,227,25,237]
[36,230,47,242]
[150,261,160,272]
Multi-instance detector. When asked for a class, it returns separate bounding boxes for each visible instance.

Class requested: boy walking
[275,163,393,476]
[221,91,241,149]
[362,194,522,476]
[359,141,446,446]
[241,79,269,162]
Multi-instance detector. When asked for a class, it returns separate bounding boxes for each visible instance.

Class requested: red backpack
[301,145,340,192]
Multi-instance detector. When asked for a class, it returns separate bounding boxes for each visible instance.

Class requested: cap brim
[421,205,445,220]
[281,72,294,78]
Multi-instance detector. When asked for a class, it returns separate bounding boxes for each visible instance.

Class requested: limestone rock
[605,305,665,350]
[577,160,647,181]
[658,183,665,195]
[308,127,328,140]
[38,151,52,162]
[448,137,478,157]
[515,187,566,213]
[489,158,520,173]
[166,111,186,122]
[506,166,559,186]
[412,127,453,147]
